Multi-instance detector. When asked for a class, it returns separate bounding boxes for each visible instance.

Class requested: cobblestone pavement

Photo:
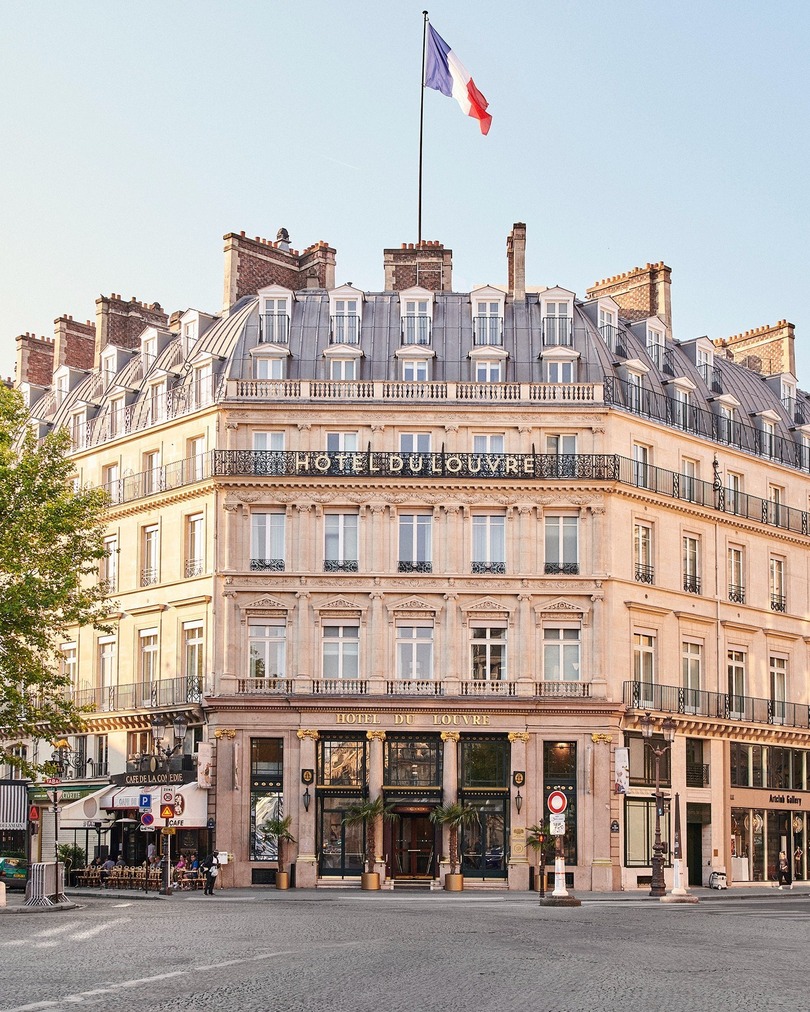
[1,890,808,1012]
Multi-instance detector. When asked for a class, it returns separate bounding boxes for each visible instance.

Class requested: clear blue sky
[1,1,808,383]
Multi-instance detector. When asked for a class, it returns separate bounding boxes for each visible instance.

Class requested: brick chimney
[714,319,795,377]
[53,316,95,373]
[94,295,168,367]
[16,333,55,388]
[506,223,526,300]
[222,231,337,309]
[383,241,452,292]
[587,262,672,332]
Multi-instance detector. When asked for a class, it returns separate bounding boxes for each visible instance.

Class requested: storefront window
[318,736,366,788]
[250,792,282,861]
[384,736,441,788]
[544,741,577,864]
[251,738,283,779]
[459,737,509,788]
[624,798,670,867]
[625,733,671,787]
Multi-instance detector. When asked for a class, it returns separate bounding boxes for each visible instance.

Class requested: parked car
[0,856,29,890]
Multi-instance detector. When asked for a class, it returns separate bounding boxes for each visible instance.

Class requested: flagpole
[418,10,429,244]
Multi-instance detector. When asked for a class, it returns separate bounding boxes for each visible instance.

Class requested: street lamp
[639,712,676,897]
[147,714,188,895]
[47,740,77,903]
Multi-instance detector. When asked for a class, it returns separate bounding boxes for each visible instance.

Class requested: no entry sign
[547,790,568,815]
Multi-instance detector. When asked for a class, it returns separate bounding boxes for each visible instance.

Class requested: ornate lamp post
[639,712,676,897]
[148,715,188,895]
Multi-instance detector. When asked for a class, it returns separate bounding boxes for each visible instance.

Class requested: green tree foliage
[0,386,112,777]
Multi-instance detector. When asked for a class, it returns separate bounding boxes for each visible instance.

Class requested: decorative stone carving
[214,728,236,740]
[440,731,461,742]
[297,729,320,741]
[508,732,530,744]
[591,733,613,744]
[366,730,387,742]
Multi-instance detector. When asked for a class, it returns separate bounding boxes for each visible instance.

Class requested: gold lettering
[404,713,413,725]
[336,712,346,723]
[482,715,490,725]
[472,715,481,725]
[461,715,470,725]
[395,714,405,725]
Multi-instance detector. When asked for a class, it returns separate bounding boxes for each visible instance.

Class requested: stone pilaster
[590,733,614,891]
[367,729,387,876]
[439,731,460,884]
[296,729,319,887]
[508,732,530,889]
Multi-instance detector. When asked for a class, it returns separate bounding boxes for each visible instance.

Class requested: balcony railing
[460,680,516,696]
[728,584,746,604]
[230,378,602,403]
[683,574,701,594]
[311,679,368,695]
[471,562,506,575]
[544,562,579,575]
[259,313,290,344]
[599,324,627,357]
[324,560,359,573]
[104,452,210,507]
[251,558,285,572]
[330,314,360,344]
[401,316,431,345]
[386,680,444,696]
[536,681,591,698]
[770,593,787,612]
[398,561,433,573]
[472,316,503,346]
[224,675,599,699]
[140,568,159,587]
[624,680,810,729]
[542,317,572,346]
[184,559,204,578]
[635,564,655,585]
[212,450,810,540]
[686,762,710,788]
[70,676,203,713]
[237,677,294,694]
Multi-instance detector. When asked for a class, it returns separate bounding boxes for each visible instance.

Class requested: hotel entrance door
[393,814,435,878]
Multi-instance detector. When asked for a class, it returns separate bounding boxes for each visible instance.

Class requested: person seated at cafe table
[99,857,115,886]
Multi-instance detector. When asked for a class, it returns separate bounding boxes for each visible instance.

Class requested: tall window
[149,380,166,424]
[726,471,743,514]
[109,396,125,438]
[770,655,787,724]
[542,301,572,345]
[400,433,431,454]
[633,522,653,584]
[718,404,736,444]
[683,535,700,593]
[402,299,431,344]
[332,299,360,343]
[141,524,159,586]
[396,625,433,680]
[142,450,161,495]
[647,327,665,369]
[769,556,786,612]
[251,512,285,571]
[260,298,289,343]
[324,513,358,572]
[761,419,776,459]
[543,628,580,681]
[398,514,432,573]
[633,443,651,489]
[682,641,702,711]
[728,545,745,603]
[627,372,643,412]
[139,629,158,701]
[472,515,505,574]
[98,636,117,697]
[101,534,118,591]
[95,734,109,777]
[681,458,698,502]
[322,626,359,679]
[185,514,204,577]
[61,642,77,688]
[193,361,213,405]
[102,462,121,504]
[249,623,286,681]
[672,388,693,430]
[183,622,204,690]
[544,515,578,574]
[471,627,506,681]
[187,435,206,482]
[727,649,746,717]
[633,633,655,706]
[767,485,785,527]
[473,301,502,345]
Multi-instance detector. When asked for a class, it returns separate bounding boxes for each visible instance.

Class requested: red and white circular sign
[547,790,568,815]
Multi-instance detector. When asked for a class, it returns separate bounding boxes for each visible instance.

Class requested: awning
[157,781,208,829]
[59,784,118,829]
[0,781,28,831]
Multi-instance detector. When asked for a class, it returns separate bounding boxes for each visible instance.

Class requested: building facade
[9,223,810,890]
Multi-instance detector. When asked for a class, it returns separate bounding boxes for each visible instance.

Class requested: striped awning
[0,780,29,830]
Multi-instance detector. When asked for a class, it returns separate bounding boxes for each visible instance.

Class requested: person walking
[202,852,220,895]
[777,850,792,889]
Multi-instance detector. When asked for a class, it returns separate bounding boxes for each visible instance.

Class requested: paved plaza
[1,889,809,1012]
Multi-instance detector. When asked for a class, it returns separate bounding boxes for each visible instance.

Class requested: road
[1,891,808,1011]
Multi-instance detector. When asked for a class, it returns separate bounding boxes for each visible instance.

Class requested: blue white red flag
[424,24,492,135]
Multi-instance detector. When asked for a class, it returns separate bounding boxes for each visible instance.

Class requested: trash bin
[709,870,727,890]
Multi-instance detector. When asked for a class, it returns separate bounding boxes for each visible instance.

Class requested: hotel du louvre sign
[111,770,195,788]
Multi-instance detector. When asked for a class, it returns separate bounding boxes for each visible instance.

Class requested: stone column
[213,728,240,887]
[440,731,460,885]
[369,591,386,694]
[295,729,319,888]
[517,591,533,689]
[443,593,459,694]
[589,582,606,699]
[220,589,239,694]
[590,733,614,891]
[367,730,387,878]
[508,732,530,890]
[293,592,311,687]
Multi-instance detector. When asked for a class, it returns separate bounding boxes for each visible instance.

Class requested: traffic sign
[141,812,154,827]
[29,805,39,822]
[160,804,176,819]
[161,789,174,804]
[138,793,152,810]
[550,814,566,835]
[547,790,568,815]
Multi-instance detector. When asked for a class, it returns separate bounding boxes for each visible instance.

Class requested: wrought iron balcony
[250,558,285,572]
[544,562,579,575]
[69,676,203,712]
[472,316,503,346]
[770,593,787,612]
[471,561,506,575]
[184,558,204,578]
[398,561,433,573]
[330,314,360,344]
[401,316,431,345]
[635,564,655,585]
[140,567,159,587]
[624,680,810,730]
[542,316,572,347]
[599,324,627,357]
[324,559,359,573]
[259,313,290,344]
[728,583,746,604]
[683,574,701,594]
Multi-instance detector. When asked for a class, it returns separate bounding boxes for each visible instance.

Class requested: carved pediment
[535,597,590,622]
[463,597,511,615]
[243,596,288,612]
[388,596,438,616]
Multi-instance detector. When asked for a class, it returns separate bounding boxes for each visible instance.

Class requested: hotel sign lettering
[292,452,538,478]
[336,712,490,726]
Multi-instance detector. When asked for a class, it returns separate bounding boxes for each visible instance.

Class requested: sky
[1,1,808,383]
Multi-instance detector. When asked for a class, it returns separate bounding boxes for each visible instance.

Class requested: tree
[429,801,480,875]
[0,386,112,778]
[343,795,394,873]
[259,813,296,873]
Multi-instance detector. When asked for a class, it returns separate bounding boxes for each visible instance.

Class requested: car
[0,856,29,890]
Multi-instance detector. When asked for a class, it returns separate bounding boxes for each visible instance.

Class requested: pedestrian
[777,850,791,889]
[202,852,220,895]
[794,845,803,882]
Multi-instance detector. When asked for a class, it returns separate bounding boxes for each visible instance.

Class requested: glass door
[318,798,364,877]
[393,814,435,878]
[460,797,507,879]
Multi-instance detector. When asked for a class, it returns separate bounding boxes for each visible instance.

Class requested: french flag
[424,24,492,135]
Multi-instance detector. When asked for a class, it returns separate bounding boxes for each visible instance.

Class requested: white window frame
[543,626,580,681]
[682,640,702,712]
[544,515,578,574]
[102,534,118,591]
[727,649,746,718]
[183,621,204,685]
[398,514,432,571]
[324,513,359,570]
[138,628,159,700]
[633,631,656,706]
[728,544,745,602]
[322,625,359,680]
[683,534,700,593]
[470,625,507,681]
[186,513,204,577]
[251,512,286,570]
[253,431,285,451]
[249,621,287,681]
[141,524,159,586]
[400,432,431,454]
[471,514,505,572]
[396,624,434,680]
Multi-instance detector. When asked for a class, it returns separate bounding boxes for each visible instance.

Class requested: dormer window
[621,360,650,413]
[101,352,117,389]
[55,374,69,406]
[781,377,797,420]
[668,378,697,431]
[330,358,356,381]
[109,395,126,438]
[69,410,85,451]
[329,286,363,345]
[403,358,429,382]
[471,287,505,347]
[713,394,740,445]
[399,287,433,346]
[476,359,502,382]
[182,320,198,355]
[255,357,284,380]
[696,346,713,384]
[142,335,157,370]
[647,325,665,369]
[192,361,213,407]
[149,380,167,424]
[260,297,290,344]
[540,288,575,347]
[598,305,617,340]
[541,345,579,384]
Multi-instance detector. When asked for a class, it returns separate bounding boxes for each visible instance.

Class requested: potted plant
[261,814,296,889]
[526,823,555,895]
[343,795,393,890]
[430,801,479,891]
[57,843,86,888]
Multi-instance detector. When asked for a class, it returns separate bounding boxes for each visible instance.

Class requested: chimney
[53,316,95,373]
[586,262,672,333]
[94,295,168,367]
[383,241,453,292]
[16,333,55,388]
[506,222,526,300]
[713,320,796,377]
[222,231,337,310]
